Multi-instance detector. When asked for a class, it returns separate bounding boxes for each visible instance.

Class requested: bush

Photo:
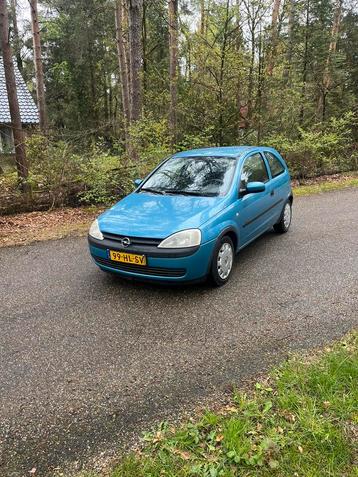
[265,112,358,179]
[2,111,356,214]
[129,115,172,177]
[79,153,133,205]
[27,134,84,206]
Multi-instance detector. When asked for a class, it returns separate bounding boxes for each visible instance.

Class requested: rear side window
[264,151,285,178]
[240,153,269,192]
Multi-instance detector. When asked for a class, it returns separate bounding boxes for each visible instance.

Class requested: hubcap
[283,203,291,229]
[217,242,233,280]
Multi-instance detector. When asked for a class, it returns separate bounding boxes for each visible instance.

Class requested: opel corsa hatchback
[88,147,293,286]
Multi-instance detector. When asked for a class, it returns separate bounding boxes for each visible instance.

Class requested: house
[0,58,39,155]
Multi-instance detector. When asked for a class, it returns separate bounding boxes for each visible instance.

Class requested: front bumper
[88,235,216,282]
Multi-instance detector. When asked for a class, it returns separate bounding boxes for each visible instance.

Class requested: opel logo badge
[121,237,131,248]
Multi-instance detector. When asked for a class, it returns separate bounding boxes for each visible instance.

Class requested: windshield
[140,156,237,197]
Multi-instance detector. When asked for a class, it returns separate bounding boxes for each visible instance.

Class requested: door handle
[270,190,275,196]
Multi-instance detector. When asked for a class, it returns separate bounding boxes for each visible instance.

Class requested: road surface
[1,188,357,476]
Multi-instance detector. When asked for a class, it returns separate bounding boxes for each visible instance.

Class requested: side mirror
[134,178,143,187]
[246,181,266,194]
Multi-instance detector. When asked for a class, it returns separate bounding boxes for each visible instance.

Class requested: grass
[292,175,358,196]
[101,333,358,477]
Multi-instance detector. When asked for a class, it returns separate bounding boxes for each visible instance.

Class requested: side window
[240,153,269,193]
[264,151,285,178]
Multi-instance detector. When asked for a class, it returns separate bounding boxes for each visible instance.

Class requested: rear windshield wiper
[139,187,165,195]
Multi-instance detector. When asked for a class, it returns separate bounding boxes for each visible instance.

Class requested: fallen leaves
[173,449,191,460]
[0,206,104,248]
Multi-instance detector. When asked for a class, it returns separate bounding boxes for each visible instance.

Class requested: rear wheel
[210,236,235,287]
[274,200,292,233]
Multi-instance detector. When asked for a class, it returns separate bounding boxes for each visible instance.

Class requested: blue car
[88,146,292,286]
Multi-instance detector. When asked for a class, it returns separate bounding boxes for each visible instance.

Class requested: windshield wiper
[164,189,216,197]
[139,187,165,195]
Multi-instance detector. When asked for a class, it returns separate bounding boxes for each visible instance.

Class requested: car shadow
[99,228,278,295]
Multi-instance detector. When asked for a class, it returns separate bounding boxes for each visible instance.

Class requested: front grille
[95,257,186,277]
[102,232,161,247]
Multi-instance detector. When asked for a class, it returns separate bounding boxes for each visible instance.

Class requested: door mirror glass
[246,181,266,193]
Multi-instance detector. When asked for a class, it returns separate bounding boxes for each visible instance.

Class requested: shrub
[129,115,172,178]
[26,134,84,206]
[265,111,358,178]
[79,153,133,205]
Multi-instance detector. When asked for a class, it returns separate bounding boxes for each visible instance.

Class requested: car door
[263,150,288,224]
[236,152,272,246]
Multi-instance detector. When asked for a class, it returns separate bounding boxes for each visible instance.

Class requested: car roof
[173,146,273,158]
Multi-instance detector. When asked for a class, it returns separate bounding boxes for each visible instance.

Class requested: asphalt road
[1,189,358,477]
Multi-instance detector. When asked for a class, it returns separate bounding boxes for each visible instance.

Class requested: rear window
[264,152,285,178]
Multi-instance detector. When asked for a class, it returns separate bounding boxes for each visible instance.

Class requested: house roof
[0,58,39,125]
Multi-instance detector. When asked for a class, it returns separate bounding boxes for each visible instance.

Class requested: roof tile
[0,58,39,124]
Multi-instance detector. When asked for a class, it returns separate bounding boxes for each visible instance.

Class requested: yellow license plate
[109,250,147,266]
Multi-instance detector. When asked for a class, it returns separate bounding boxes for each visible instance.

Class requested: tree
[0,0,29,187]
[200,0,206,36]
[300,0,310,124]
[14,0,357,157]
[128,0,142,122]
[267,0,281,76]
[283,0,295,85]
[29,0,48,132]
[115,0,130,142]
[10,0,22,72]
[168,0,178,143]
[317,0,343,121]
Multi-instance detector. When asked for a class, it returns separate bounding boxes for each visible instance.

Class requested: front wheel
[274,201,292,233]
[210,236,235,287]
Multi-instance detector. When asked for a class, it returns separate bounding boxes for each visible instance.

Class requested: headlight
[89,219,104,240]
[158,229,201,248]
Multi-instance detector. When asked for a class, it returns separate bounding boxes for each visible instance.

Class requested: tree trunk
[168,0,178,144]
[317,0,343,121]
[299,0,310,125]
[283,0,294,85]
[122,1,131,96]
[29,0,48,133]
[247,21,255,123]
[200,0,205,36]
[217,0,230,146]
[115,0,130,139]
[235,0,244,137]
[257,26,264,142]
[128,0,142,122]
[142,0,147,94]
[10,0,22,72]
[0,0,29,187]
[266,0,281,76]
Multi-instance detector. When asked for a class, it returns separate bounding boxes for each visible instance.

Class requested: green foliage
[79,153,132,205]
[175,127,216,152]
[26,134,84,206]
[111,332,358,477]
[265,112,358,178]
[129,116,172,177]
[26,135,131,206]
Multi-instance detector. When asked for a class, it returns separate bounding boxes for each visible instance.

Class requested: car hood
[98,192,226,238]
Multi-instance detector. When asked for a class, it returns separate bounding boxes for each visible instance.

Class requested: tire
[209,235,235,287]
[273,200,292,234]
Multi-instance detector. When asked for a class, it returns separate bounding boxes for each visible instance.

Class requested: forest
[0,0,357,211]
